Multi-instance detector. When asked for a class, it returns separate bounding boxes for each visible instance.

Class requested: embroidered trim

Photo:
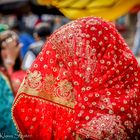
[12,93,75,140]
[11,95,25,140]
[17,70,75,108]
[77,114,127,140]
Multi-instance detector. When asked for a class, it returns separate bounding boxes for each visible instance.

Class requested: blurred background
[0,0,139,44]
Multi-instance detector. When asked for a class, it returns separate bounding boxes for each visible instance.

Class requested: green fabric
[0,73,19,139]
[0,24,8,33]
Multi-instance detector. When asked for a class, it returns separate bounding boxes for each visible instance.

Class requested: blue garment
[0,73,19,139]
[132,27,140,56]
[19,33,35,59]
[132,11,140,56]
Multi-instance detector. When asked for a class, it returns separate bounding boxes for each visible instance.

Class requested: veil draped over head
[12,17,140,140]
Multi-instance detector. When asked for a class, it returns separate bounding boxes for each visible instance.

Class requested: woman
[22,22,52,70]
[0,30,26,95]
[12,17,140,139]
[0,71,18,139]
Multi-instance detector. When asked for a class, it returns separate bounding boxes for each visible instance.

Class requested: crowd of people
[0,12,140,140]
[0,12,69,139]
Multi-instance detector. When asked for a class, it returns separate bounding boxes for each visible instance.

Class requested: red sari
[12,17,140,140]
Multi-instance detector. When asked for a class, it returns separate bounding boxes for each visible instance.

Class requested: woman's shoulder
[0,69,12,89]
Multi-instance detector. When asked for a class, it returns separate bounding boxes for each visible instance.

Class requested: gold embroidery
[26,70,42,89]
[55,79,73,98]
[43,74,55,92]
[18,71,75,108]
[77,114,127,139]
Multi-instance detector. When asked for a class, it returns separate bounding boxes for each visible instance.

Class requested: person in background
[12,17,140,139]
[22,12,39,35]
[11,22,35,59]
[22,22,52,70]
[0,24,9,33]
[0,30,26,95]
[0,71,18,139]
[132,11,140,56]
[53,16,62,32]
[115,15,127,33]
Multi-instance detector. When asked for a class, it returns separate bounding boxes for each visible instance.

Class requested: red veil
[12,17,140,140]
